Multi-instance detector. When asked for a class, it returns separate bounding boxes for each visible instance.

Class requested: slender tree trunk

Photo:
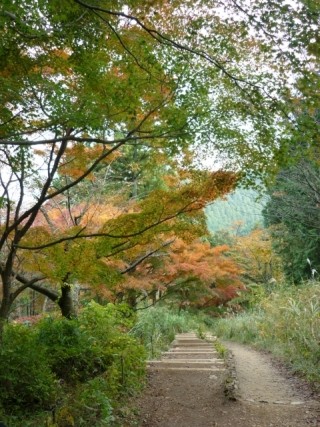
[42,296,48,313]
[126,290,137,309]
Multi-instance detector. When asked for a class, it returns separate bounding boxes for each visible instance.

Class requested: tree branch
[120,239,174,274]
[15,198,202,250]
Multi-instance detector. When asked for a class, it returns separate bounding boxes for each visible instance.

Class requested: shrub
[0,324,58,411]
[37,317,108,383]
[61,377,114,427]
[79,301,136,343]
[37,303,145,391]
[79,303,146,398]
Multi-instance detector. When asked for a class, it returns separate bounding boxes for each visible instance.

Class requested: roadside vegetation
[213,281,320,387]
[0,304,209,427]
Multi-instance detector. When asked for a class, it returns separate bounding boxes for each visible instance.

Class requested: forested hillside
[205,188,266,235]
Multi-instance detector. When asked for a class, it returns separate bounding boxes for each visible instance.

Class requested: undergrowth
[130,305,208,358]
[0,303,209,426]
[213,281,320,386]
[0,302,146,427]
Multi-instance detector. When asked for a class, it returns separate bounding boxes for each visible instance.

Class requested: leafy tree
[0,0,318,335]
[9,167,237,318]
[120,237,244,310]
[231,227,284,285]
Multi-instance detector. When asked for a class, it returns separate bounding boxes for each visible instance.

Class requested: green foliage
[80,301,137,333]
[66,377,114,426]
[37,317,108,383]
[0,324,58,411]
[131,306,205,358]
[263,159,320,282]
[213,281,320,385]
[214,340,228,359]
[228,282,269,310]
[0,303,145,426]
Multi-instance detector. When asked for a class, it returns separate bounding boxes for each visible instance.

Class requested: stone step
[163,355,218,359]
[172,345,214,349]
[175,333,197,336]
[163,353,218,359]
[148,359,224,365]
[174,340,209,344]
[164,350,217,354]
[173,341,214,345]
[147,362,223,370]
[147,366,225,372]
[161,358,222,363]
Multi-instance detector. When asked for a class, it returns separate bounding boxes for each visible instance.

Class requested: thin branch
[15,199,201,250]
[93,10,159,80]
[73,0,271,98]
[0,131,184,146]
[121,239,174,274]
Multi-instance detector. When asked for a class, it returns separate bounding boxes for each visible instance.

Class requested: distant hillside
[205,188,266,235]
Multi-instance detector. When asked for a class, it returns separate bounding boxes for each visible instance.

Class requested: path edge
[223,346,240,401]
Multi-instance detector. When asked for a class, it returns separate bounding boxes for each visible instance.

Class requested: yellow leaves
[41,66,55,76]
[232,227,284,283]
[110,65,127,80]
[101,258,127,271]
[59,143,119,180]
[53,49,70,61]
[0,67,13,78]
[35,199,135,233]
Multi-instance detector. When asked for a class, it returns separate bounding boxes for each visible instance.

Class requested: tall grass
[130,306,206,358]
[213,282,320,385]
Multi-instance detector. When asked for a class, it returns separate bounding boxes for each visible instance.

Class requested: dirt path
[225,341,310,404]
[133,334,320,427]
[223,341,320,426]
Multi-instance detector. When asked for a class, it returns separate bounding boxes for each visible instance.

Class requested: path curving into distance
[134,334,320,426]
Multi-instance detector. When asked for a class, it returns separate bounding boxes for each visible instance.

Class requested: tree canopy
[0,0,319,329]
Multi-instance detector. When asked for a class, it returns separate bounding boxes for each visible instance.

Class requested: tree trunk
[0,296,12,342]
[57,284,77,319]
[126,290,137,309]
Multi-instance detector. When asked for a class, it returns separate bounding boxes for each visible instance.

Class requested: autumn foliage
[17,167,240,313]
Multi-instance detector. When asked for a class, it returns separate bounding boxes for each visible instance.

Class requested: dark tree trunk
[126,290,137,309]
[58,283,77,319]
[0,295,12,342]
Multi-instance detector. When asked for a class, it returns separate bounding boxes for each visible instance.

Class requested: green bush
[0,324,58,411]
[79,301,136,343]
[37,317,108,383]
[67,377,114,426]
[79,303,146,398]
